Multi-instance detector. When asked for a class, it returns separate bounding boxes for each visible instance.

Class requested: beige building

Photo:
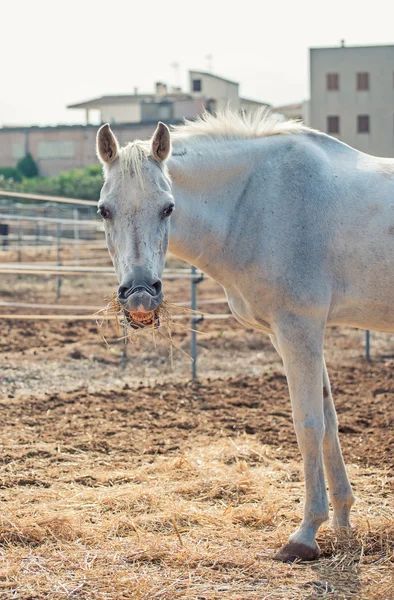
[310,44,394,157]
[0,123,162,177]
[68,71,267,125]
[188,71,240,112]
[0,70,268,177]
[274,100,310,124]
[68,83,206,126]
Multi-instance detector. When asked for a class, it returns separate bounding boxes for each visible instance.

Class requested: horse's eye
[98,206,111,219]
[162,204,174,218]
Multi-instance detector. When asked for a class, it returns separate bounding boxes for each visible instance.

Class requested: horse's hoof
[273,541,320,563]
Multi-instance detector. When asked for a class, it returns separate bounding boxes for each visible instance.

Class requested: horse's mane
[171,107,308,143]
[119,108,309,185]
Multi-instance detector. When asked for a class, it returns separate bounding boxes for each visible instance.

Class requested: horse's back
[237,133,394,332]
[296,133,394,332]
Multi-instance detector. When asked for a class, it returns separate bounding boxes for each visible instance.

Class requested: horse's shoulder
[269,132,334,184]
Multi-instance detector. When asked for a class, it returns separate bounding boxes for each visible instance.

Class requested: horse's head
[96,122,173,325]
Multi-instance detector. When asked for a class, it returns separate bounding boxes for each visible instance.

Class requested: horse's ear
[97,124,119,164]
[151,122,171,163]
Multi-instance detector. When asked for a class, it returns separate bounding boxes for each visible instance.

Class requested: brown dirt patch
[1,257,394,598]
[0,367,393,598]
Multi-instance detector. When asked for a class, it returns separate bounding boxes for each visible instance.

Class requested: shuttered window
[327,116,340,134]
[327,73,339,91]
[357,115,370,133]
[357,72,369,90]
[192,79,202,92]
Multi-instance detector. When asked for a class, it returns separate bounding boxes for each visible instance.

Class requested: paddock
[0,194,393,598]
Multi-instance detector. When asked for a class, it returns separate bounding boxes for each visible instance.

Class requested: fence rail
[0,190,96,206]
[0,190,378,374]
[0,298,228,311]
[0,214,99,227]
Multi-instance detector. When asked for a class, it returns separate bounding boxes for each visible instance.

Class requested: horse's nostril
[118,279,162,301]
[118,285,129,300]
[152,280,162,295]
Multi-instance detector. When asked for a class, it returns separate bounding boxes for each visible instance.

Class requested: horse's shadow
[302,529,362,599]
[305,561,361,599]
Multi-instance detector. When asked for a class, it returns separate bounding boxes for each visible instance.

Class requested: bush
[0,167,22,182]
[0,164,104,201]
[84,164,102,176]
[17,153,39,178]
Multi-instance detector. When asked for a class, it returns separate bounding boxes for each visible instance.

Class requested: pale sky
[1,0,393,127]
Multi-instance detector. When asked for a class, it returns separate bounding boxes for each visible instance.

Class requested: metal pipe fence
[0,261,229,379]
[0,191,381,376]
[0,190,96,206]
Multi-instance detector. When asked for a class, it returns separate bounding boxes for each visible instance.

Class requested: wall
[310,45,394,157]
[189,71,240,111]
[173,98,206,120]
[240,98,268,113]
[100,102,141,124]
[0,123,160,177]
[0,130,27,168]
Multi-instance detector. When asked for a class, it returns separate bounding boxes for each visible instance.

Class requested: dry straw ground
[0,371,393,600]
[0,258,393,599]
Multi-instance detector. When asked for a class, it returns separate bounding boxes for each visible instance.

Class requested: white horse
[96,109,394,562]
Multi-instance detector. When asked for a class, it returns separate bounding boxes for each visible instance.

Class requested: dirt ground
[0,248,394,599]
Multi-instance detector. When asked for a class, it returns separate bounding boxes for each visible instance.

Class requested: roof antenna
[205,53,213,72]
[170,62,180,88]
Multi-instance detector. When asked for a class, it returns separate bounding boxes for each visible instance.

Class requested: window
[141,101,173,122]
[357,115,370,133]
[327,116,340,134]
[357,72,369,90]
[326,73,339,91]
[192,79,202,92]
[37,141,75,159]
[12,143,25,159]
[206,98,217,114]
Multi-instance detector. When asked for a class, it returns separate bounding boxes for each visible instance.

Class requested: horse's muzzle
[119,286,163,313]
[118,270,163,313]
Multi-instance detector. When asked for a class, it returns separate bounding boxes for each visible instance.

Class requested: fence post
[56,219,62,300]
[190,265,204,380]
[17,223,22,262]
[73,208,80,265]
[0,223,9,250]
[35,221,40,247]
[365,330,371,361]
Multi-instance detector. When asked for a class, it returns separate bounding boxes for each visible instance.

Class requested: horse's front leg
[270,336,355,530]
[322,361,355,527]
[272,313,329,562]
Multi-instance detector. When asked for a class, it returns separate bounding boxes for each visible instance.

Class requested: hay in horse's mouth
[95,293,167,333]
[125,310,160,330]
[94,293,196,359]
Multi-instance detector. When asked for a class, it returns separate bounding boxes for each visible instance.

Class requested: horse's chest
[225,289,272,334]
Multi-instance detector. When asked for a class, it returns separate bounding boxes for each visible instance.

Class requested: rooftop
[0,120,184,133]
[68,93,193,110]
[275,102,303,111]
[310,43,394,51]
[189,70,239,86]
[240,96,270,107]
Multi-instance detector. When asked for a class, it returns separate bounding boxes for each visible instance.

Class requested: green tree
[17,153,39,178]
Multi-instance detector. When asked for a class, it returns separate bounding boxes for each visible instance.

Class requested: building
[310,44,394,157]
[68,71,268,125]
[67,83,206,126]
[0,70,269,177]
[0,122,171,178]
[274,100,310,125]
[188,70,240,112]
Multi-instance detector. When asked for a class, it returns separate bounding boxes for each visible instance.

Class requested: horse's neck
[167,141,253,278]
